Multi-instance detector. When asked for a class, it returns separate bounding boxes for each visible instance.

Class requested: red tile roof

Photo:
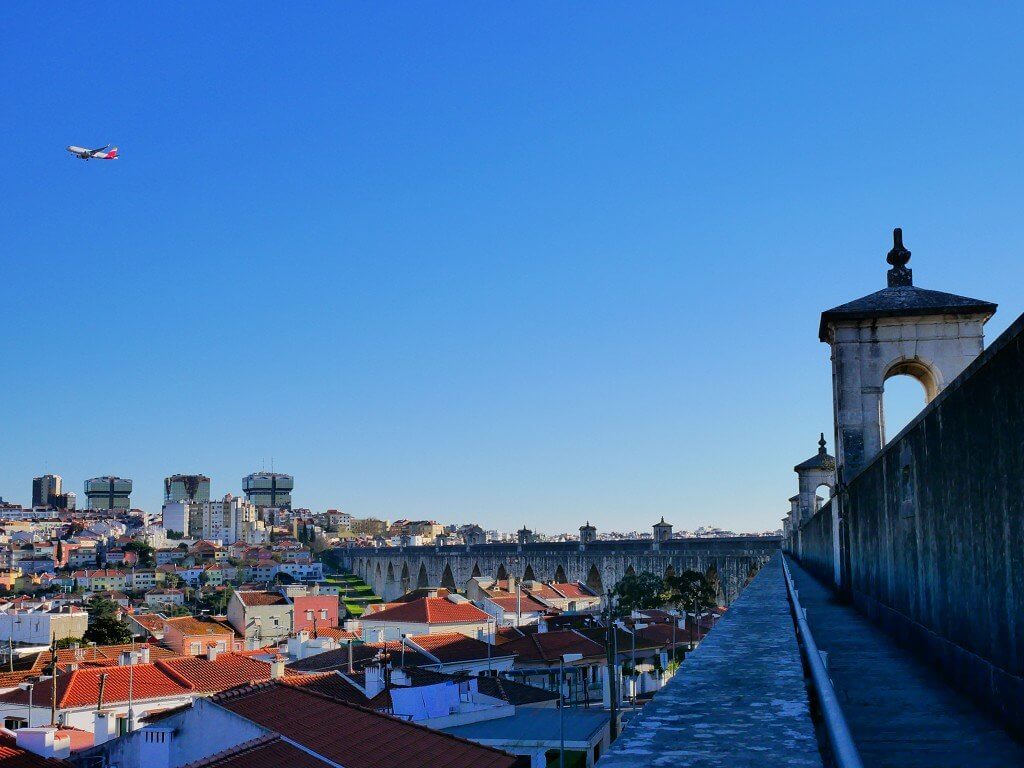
[156,654,288,693]
[0,732,69,767]
[497,629,606,663]
[280,672,371,705]
[550,583,597,599]
[305,626,359,642]
[406,632,514,664]
[235,590,289,607]
[0,664,193,709]
[359,597,488,625]
[492,626,525,645]
[485,594,551,612]
[210,681,517,768]
[163,616,235,637]
[181,734,333,768]
[33,643,179,672]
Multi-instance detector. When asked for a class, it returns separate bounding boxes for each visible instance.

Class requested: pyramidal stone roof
[819,229,996,342]
[794,434,836,473]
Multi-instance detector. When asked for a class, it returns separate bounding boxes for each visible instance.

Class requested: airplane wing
[89,145,110,153]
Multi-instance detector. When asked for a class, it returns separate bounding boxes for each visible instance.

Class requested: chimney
[364,664,385,698]
[507,576,516,594]
[139,646,150,664]
[119,651,133,666]
[206,646,219,662]
[138,728,173,768]
[93,711,116,746]
[16,727,70,759]
[269,658,285,679]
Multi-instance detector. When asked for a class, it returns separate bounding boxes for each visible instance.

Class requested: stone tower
[652,517,673,543]
[793,434,836,524]
[579,521,597,545]
[819,229,996,479]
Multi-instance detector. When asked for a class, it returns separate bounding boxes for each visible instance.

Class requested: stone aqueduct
[335,537,780,604]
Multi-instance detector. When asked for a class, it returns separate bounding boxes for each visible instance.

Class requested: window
[4,718,26,730]
[320,609,328,619]
[190,642,201,654]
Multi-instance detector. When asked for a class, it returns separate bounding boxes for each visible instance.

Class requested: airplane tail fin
[107,147,118,159]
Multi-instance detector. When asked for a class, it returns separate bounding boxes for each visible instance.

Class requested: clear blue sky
[3,4,1023,532]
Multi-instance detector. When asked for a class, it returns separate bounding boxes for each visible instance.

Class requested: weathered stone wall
[331,537,779,605]
[796,497,833,583]
[800,312,1024,737]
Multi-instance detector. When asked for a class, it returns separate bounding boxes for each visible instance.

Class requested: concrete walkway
[599,552,822,768]
[788,558,1024,768]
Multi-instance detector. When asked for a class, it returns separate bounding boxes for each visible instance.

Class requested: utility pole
[49,640,58,726]
[605,601,618,740]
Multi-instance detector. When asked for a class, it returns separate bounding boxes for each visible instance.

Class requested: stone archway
[496,563,509,581]
[401,561,411,593]
[624,564,636,577]
[586,564,604,595]
[471,562,482,578]
[523,564,536,582]
[441,563,457,592]
[555,564,567,583]
[416,562,429,589]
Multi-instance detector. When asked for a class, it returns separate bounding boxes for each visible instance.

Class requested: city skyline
[4,5,1024,532]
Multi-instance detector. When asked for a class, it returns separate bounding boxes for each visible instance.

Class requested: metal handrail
[782,554,865,768]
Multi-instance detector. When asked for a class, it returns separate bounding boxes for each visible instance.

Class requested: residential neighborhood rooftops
[234,590,289,607]
[163,615,234,636]
[360,596,489,625]
[209,680,519,768]
[497,630,606,663]
[181,733,333,768]
[406,632,514,664]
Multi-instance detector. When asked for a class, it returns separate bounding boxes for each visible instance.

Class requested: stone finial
[818,432,827,454]
[886,228,913,287]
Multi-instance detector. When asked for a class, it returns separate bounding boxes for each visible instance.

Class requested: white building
[0,603,88,646]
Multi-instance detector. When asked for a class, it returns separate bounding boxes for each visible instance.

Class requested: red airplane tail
[106,147,118,159]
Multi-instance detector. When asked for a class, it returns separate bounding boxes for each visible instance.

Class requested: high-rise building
[242,472,293,509]
[164,474,211,503]
[32,474,62,508]
[84,476,132,511]
[200,494,264,545]
[162,501,193,536]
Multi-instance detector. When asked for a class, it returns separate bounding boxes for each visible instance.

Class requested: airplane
[66,144,118,160]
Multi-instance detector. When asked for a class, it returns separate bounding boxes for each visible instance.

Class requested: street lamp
[18,683,33,728]
[559,653,584,768]
[629,622,647,709]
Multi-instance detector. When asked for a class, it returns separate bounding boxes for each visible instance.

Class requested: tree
[55,539,64,565]
[123,542,155,568]
[83,598,132,645]
[53,636,82,650]
[610,572,669,616]
[666,570,717,642]
[166,530,184,540]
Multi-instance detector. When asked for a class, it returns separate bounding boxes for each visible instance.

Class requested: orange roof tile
[406,632,513,664]
[156,654,287,694]
[0,664,192,709]
[359,597,488,625]
[163,616,235,637]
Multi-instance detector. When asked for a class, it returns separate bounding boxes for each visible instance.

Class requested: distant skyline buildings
[31,474,60,508]
[164,474,211,504]
[83,475,132,511]
[243,471,294,510]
